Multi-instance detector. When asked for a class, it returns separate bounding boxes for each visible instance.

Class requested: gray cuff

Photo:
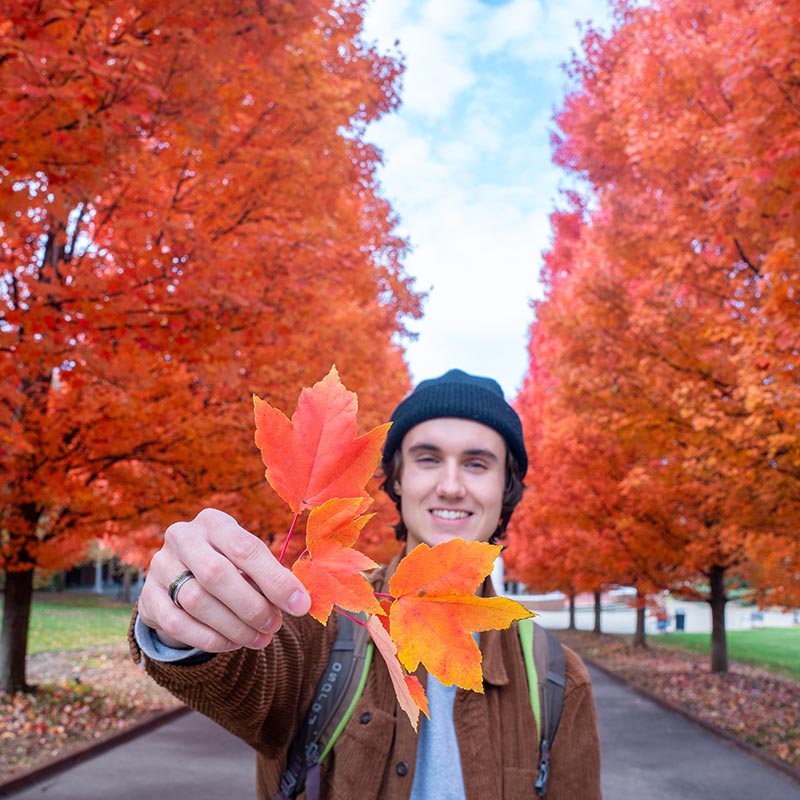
[134,614,208,663]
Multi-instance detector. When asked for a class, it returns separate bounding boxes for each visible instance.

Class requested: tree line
[506,0,800,673]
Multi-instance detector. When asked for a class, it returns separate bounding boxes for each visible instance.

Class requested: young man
[131,369,602,799]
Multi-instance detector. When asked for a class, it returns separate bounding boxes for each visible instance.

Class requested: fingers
[191,508,310,618]
[139,584,267,654]
[138,508,310,653]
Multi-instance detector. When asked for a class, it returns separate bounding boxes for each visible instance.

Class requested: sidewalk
[2,666,799,799]
[523,594,800,635]
[590,666,800,799]
[0,711,256,799]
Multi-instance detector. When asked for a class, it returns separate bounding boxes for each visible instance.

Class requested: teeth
[432,509,470,520]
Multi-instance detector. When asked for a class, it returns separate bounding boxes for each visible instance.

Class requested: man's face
[396,417,507,552]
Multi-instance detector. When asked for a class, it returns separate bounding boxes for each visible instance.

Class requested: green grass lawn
[1,592,134,654]
[656,627,800,680]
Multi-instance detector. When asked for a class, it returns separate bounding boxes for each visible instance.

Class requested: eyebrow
[407,443,501,462]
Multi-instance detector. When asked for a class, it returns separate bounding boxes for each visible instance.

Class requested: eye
[465,459,488,471]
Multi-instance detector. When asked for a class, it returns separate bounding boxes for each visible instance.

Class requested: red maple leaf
[253,365,391,513]
[291,497,382,623]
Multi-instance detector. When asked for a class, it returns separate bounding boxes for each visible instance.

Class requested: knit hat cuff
[382,369,528,475]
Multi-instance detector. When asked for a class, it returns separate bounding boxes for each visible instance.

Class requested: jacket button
[396,761,409,777]
[360,711,373,724]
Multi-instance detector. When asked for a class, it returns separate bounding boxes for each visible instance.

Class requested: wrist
[155,630,193,650]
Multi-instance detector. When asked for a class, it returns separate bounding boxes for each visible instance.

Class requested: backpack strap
[518,619,566,798]
[274,612,373,800]
[278,614,565,800]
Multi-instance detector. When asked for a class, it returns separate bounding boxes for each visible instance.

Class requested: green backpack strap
[518,618,566,798]
[518,617,541,729]
[319,640,374,762]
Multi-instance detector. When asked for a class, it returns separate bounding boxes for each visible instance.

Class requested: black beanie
[382,369,528,476]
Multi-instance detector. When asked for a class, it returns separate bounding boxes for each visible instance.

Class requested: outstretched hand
[137,508,311,652]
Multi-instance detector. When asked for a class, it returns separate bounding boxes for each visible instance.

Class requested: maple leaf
[291,497,383,623]
[388,539,533,692]
[253,366,391,513]
[366,615,429,731]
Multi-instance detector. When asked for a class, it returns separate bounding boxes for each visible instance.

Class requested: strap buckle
[275,769,298,799]
[534,738,551,797]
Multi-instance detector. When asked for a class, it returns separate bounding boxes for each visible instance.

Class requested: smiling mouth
[430,509,471,520]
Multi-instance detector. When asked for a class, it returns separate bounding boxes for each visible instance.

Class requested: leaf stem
[278,512,301,564]
[334,607,367,627]
[374,592,395,601]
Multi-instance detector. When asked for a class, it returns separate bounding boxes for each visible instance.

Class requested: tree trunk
[633,603,647,648]
[568,593,576,630]
[0,568,35,693]
[593,590,602,635]
[122,564,132,604]
[94,554,104,594]
[709,564,728,673]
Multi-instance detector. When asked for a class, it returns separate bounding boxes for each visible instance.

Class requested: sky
[361,0,612,400]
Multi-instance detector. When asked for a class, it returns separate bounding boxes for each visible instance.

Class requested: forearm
[128,604,337,753]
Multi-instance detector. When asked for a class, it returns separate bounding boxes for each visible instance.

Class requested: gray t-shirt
[410,674,466,800]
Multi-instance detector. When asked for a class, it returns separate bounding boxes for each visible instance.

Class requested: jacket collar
[479,577,510,687]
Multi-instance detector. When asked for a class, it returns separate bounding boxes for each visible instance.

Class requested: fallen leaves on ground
[556,629,800,769]
[0,645,181,781]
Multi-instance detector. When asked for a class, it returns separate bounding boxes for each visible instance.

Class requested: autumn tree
[0,0,421,692]
[505,333,612,629]
[514,0,799,671]
[507,210,690,646]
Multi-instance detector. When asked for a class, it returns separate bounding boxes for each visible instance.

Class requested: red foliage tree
[513,0,799,672]
[0,0,421,692]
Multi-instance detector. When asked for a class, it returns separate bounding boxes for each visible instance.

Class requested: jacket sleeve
[127,602,339,758]
[547,645,603,800]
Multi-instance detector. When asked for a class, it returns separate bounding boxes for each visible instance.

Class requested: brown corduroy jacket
[129,571,602,800]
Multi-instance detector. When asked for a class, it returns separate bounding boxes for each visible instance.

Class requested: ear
[393,480,402,495]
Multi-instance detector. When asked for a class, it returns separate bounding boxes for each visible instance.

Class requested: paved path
[590,666,800,799]
[0,712,256,799]
[3,666,799,799]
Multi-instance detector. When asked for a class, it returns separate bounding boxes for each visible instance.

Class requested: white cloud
[362,0,612,394]
[475,0,609,64]
[477,0,545,56]
[398,188,552,394]
[418,0,481,35]
[364,0,481,121]
[400,31,476,119]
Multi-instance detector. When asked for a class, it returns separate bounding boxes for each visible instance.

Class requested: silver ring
[167,570,195,609]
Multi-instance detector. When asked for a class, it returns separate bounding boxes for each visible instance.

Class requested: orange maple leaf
[253,366,391,513]
[291,498,383,623]
[388,539,533,692]
[366,615,429,731]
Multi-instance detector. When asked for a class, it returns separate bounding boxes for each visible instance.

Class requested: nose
[436,460,466,498]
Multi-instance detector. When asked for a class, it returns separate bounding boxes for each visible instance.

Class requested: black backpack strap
[534,627,566,797]
[274,612,370,800]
